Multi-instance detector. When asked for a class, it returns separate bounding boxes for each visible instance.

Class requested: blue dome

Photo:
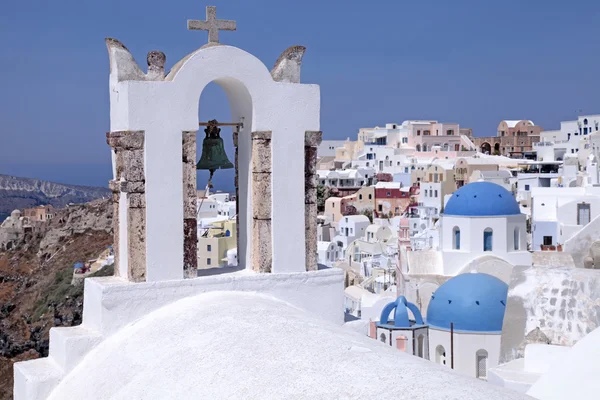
[426,273,508,333]
[444,182,520,217]
[378,296,424,328]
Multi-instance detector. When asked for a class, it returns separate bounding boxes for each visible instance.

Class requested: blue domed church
[440,182,531,281]
[399,182,530,369]
[375,272,509,380]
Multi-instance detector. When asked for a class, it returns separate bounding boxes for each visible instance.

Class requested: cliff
[0,174,110,221]
[0,199,113,399]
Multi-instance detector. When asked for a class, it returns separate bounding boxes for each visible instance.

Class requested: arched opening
[483,228,493,251]
[476,349,488,379]
[452,226,460,250]
[380,332,387,344]
[514,227,520,250]
[436,345,446,365]
[416,144,421,152]
[417,334,424,358]
[423,144,428,152]
[480,142,491,154]
[494,142,500,154]
[196,79,253,276]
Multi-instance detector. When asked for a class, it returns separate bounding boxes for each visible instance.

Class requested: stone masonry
[233,131,240,243]
[106,130,147,282]
[251,131,272,272]
[304,131,322,271]
[182,131,198,278]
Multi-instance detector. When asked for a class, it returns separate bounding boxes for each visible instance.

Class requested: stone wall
[304,131,322,271]
[182,131,198,278]
[251,131,272,272]
[106,130,147,282]
[499,265,600,363]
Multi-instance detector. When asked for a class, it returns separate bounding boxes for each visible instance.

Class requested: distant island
[0,174,110,221]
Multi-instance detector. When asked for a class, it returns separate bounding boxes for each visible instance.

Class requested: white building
[317,168,375,189]
[470,170,514,193]
[317,241,339,267]
[516,161,561,205]
[371,273,508,380]
[531,186,600,250]
[440,181,531,280]
[333,215,371,255]
[534,114,600,162]
[426,273,508,380]
[317,139,346,157]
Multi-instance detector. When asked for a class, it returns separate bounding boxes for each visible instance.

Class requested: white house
[197,198,219,219]
[317,241,339,267]
[515,161,562,207]
[470,170,514,193]
[333,215,371,256]
[531,186,600,250]
[535,114,600,162]
[317,139,346,157]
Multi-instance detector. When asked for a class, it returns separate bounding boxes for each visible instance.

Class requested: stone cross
[187,6,236,44]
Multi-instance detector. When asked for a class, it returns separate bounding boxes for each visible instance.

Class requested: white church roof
[47,292,527,400]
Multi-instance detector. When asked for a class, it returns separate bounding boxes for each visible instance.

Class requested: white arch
[110,44,320,278]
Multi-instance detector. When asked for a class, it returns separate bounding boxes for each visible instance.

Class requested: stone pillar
[251,131,272,273]
[182,131,198,278]
[304,131,322,271]
[106,130,147,282]
[108,179,121,277]
[233,131,239,244]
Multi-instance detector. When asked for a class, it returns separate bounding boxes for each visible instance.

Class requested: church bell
[196,119,234,173]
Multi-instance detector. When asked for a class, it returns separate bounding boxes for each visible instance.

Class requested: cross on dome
[187,6,236,44]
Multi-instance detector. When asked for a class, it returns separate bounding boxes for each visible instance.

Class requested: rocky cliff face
[0,174,110,221]
[0,198,113,399]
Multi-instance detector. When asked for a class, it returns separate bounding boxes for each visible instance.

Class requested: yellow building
[197,219,237,269]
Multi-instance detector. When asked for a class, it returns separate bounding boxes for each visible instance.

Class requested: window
[359,194,362,200]
[425,191,428,197]
[525,184,530,191]
[453,227,460,250]
[514,228,520,250]
[578,203,591,225]
[378,205,383,212]
[207,258,212,265]
[446,129,454,135]
[543,236,553,246]
[476,349,489,380]
[387,191,391,197]
[207,244,212,252]
[483,228,493,251]
[436,345,446,365]
[434,190,438,197]
[380,333,387,343]
[368,194,372,200]
[225,230,231,237]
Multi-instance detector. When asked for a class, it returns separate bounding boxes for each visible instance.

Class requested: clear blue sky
[1,0,599,190]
